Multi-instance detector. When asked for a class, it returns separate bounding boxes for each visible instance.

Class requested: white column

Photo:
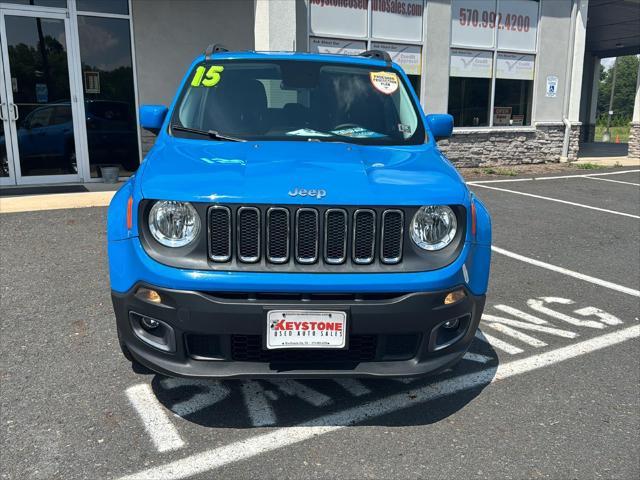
[588,57,600,125]
[567,0,589,122]
[254,0,297,51]
[586,55,600,142]
[422,0,451,114]
[633,62,640,124]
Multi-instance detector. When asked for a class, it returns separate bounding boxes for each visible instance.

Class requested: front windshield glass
[171,59,425,145]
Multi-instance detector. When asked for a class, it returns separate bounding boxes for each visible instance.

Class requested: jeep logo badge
[288,188,326,199]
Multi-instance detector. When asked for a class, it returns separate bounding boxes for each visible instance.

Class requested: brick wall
[629,122,640,160]
[438,123,580,167]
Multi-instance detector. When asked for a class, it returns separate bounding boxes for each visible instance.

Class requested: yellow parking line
[0,191,115,214]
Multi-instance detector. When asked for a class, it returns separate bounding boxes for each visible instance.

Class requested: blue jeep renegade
[107,46,492,379]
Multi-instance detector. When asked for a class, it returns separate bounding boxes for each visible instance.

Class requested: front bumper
[113,284,485,379]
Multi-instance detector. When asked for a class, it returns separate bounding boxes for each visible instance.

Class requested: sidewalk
[575,156,639,166]
[0,181,122,214]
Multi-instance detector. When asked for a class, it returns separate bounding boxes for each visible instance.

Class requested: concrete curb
[0,191,115,214]
[576,156,640,166]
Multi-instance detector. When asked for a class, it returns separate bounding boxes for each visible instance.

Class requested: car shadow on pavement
[148,340,498,429]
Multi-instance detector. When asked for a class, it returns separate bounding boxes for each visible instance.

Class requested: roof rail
[204,43,229,60]
[359,49,392,65]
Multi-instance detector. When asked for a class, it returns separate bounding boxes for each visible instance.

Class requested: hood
[140,138,468,206]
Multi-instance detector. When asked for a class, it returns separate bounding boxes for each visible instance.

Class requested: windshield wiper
[307,137,347,143]
[171,124,246,142]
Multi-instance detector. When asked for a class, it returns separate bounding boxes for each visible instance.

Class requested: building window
[3,0,67,7]
[308,0,425,100]
[493,79,533,125]
[77,15,139,177]
[76,0,129,15]
[448,0,539,127]
[449,77,492,127]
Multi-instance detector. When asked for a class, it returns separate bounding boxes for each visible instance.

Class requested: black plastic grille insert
[231,334,378,362]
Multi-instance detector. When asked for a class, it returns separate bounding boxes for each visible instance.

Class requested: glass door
[0,52,16,185]
[0,8,82,185]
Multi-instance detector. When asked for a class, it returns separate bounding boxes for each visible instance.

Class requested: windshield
[170,59,425,145]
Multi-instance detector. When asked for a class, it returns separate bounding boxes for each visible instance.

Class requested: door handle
[11,104,19,121]
[0,103,6,121]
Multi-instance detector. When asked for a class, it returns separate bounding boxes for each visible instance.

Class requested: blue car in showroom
[108,46,491,379]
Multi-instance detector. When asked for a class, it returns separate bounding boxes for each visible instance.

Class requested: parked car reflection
[84,100,140,176]
[15,103,77,176]
[1,100,139,177]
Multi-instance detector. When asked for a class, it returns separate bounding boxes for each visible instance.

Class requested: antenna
[204,43,230,60]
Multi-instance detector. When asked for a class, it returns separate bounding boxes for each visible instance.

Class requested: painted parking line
[119,325,640,480]
[334,379,372,397]
[269,380,332,407]
[126,384,185,453]
[241,381,277,427]
[482,321,548,347]
[492,246,640,297]
[161,378,231,417]
[482,314,578,339]
[474,294,625,356]
[467,169,640,185]
[585,176,640,187]
[471,184,640,219]
[475,329,523,355]
[461,352,493,364]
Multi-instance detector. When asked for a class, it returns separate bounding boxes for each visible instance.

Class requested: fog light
[136,287,162,304]
[444,289,466,305]
[129,312,176,353]
[141,316,160,330]
[442,318,460,330]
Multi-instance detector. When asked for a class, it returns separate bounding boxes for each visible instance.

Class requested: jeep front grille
[324,209,348,264]
[237,207,260,263]
[208,206,232,262]
[207,205,406,267]
[353,209,376,264]
[296,208,319,264]
[381,210,404,264]
[266,207,289,263]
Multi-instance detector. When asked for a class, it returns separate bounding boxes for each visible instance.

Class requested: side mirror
[425,114,453,141]
[139,105,168,135]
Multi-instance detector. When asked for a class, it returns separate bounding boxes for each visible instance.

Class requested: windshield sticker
[331,127,386,138]
[191,65,224,87]
[398,123,411,134]
[286,128,332,137]
[370,71,399,95]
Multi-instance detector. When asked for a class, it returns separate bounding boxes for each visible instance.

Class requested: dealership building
[0,0,639,187]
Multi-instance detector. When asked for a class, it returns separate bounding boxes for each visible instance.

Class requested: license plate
[266,310,347,349]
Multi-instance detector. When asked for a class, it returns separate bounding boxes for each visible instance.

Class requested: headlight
[148,201,200,247]
[410,206,457,251]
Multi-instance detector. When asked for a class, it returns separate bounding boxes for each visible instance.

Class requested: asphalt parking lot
[1,168,638,480]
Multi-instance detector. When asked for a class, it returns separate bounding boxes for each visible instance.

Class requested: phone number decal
[459,8,531,32]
